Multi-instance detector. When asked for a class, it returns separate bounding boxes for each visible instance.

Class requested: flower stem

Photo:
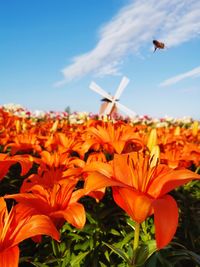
[195,166,200,174]
[133,222,140,251]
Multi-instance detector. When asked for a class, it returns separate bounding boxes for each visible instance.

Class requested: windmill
[89,76,137,118]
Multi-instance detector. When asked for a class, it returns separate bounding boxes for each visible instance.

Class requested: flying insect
[153,40,165,52]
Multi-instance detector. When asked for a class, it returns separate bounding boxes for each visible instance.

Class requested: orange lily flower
[34,150,84,174]
[81,122,143,156]
[84,150,200,249]
[0,153,33,181]
[160,144,193,169]
[20,151,104,202]
[86,151,107,164]
[20,151,85,192]
[4,133,42,155]
[0,126,10,147]
[44,132,82,156]
[156,125,200,168]
[5,179,86,230]
[186,143,200,167]
[0,109,17,132]
[20,169,67,192]
[0,197,59,267]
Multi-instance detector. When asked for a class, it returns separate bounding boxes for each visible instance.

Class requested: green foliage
[16,183,200,266]
[144,243,200,267]
[1,163,200,266]
[172,181,200,254]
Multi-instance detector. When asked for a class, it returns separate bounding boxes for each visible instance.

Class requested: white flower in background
[32,110,46,118]
[2,103,26,113]
[177,116,193,124]
[0,103,198,126]
[164,116,175,123]
[156,122,169,128]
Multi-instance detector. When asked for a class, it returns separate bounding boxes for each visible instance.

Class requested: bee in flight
[153,40,165,52]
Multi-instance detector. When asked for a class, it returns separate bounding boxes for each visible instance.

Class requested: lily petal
[84,172,126,194]
[83,162,113,177]
[53,203,86,229]
[0,246,19,267]
[12,214,60,246]
[11,155,33,176]
[112,187,153,223]
[149,169,200,198]
[113,154,134,186]
[0,163,11,181]
[153,195,178,249]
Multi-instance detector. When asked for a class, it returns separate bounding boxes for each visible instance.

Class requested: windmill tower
[89,76,136,118]
[99,96,118,118]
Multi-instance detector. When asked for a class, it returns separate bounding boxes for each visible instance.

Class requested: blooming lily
[4,133,42,155]
[84,149,200,249]
[0,197,59,267]
[80,122,143,155]
[0,154,33,181]
[5,179,86,230]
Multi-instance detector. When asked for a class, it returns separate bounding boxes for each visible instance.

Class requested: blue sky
[0,0,200,119]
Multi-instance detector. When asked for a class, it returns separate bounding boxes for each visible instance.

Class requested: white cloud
[160,66,200,87]
[55,0,200,86]
[181,87,198,93]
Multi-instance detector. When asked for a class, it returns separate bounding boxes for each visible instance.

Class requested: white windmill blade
[103,101,114,115]
[89,81,113,102]
[113,76,130,101]
[116,102,136,118]
[104,76,130,115]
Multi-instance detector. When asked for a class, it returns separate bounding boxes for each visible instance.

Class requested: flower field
[0,104,200,267]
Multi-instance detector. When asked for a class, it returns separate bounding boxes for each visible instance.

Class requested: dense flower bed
[1,103,197,126]
[0,105,200,267]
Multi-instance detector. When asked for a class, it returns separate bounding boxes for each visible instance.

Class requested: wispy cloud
[160,66,200,87]
[55,0,200,86]
[181,87,199,93]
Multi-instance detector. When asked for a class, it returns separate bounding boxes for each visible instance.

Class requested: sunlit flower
[0,197,59,267]
[84,150,200,249]
[0,153,33,181]
[6,179,86,230]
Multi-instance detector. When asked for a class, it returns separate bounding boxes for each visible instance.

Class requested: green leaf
[86,212,98,224]
[104,250,110,263]
[103,241,132,265]
[19,256,31,263]
[187,250,200,264]
[51,239,60,257]
[144,252,158,267]
[62,249,71,262]
[61,255,71,267]
[110,229,121,236]
[116,232,133,249]
[99,261,108,267]
[74,239,90,251]
[30,262,49,267]
[68,232,84,241]
[61,222,74,233]
[70,251,90,266]
[126,217,136,230]
[135,240,157,266]
[156,252,174,267]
